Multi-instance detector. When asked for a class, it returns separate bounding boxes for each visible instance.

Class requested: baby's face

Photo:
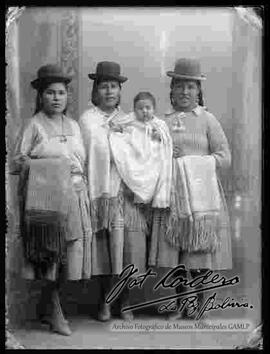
[134,99,155,122]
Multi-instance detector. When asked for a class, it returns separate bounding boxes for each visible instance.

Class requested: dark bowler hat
[88,61,128,83]
[167,58,206,81]
[31,64,72,89]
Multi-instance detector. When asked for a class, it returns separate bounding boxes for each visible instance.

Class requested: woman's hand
[109,121,123,133]
[172,145,182,158]
[151,129,161,141]
[19,155,31,168]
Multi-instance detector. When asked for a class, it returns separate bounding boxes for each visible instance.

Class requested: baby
[110,91,161,141]
[108,91,172,207]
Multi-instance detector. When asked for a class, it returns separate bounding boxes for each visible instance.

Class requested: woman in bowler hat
[13,64,92,335]
[148,58,232,320]
[79,61,150,321]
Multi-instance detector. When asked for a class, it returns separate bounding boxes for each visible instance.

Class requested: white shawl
[109,112,173,208]
[79,106,126,232]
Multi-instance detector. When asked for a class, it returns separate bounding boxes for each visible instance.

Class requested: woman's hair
[170,78,205,108]
[34,81,68,115]
[91,78,121,107]
[133,91,156,109]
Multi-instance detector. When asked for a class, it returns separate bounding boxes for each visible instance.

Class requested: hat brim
[31,77,72,90]
[166,71,206,81]
[88,73,128,83]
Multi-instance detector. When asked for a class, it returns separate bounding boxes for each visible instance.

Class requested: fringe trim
[90,197,110,233]
[165,213,221,253]
[90,193,124,233]
[23,211,66,266]
[124,198,151,233]
[90,192,153,234]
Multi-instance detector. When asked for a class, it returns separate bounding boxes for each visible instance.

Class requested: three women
[13,57,232,331]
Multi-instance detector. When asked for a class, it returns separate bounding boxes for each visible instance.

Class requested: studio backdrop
[6,6,262,329]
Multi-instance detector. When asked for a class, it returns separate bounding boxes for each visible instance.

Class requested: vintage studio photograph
[6,6,262,349]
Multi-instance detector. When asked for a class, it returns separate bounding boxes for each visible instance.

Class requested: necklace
[59,115,67,143]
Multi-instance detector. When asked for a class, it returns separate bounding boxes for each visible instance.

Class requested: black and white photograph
[5,6,263,349]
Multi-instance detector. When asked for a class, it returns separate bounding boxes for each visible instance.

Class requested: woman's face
[41,82,68,116]
[97,80,121,111]
[171,79,199,112]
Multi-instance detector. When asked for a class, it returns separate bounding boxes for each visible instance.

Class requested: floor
[10,314,251,350]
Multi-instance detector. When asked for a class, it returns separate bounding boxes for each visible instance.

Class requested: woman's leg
[37,262,71,336]
[98,275,112,322]
[49,280,72,336]
[119,280,134,321]
[189,268,209,320]
[167,267,188,320]
[37,279,52,324]
[120,225,148,321]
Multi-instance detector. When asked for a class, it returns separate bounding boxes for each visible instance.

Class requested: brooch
[172,112,186,132]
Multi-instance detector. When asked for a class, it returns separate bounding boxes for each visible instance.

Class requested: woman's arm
[12,119,38,173]
[207,113,231,171]
[69,118,87,174]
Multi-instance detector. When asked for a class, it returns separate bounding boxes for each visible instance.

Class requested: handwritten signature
[105,264,252,318]
[158,293,252,320]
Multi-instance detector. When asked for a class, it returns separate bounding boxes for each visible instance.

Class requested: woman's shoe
[39,314,69,326]
[120,310,134,321]
[98,303,111,322]
[166,311,185,321]
[49,320,72,336]
[50,290,72,336]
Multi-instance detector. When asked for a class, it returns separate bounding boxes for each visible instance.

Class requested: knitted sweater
[164,105,231,171]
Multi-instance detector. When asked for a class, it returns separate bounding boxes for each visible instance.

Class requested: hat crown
[166,58,206,80]
[88,61,127,82]
[174,58,201,77]
[95,61,121,76]
[37,64,66,79]
[31,64,71,89]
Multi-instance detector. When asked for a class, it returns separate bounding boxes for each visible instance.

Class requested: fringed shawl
[79,106,126,233]
[109,113,173,208]
[165,155,221,253]
[24,157,81,266]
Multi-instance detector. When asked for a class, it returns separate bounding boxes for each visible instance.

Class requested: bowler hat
[167,58,206,81]
[88,61,128,83]
[31,64,72,89]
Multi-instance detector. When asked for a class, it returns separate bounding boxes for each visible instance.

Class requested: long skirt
[21,175,92,281]
[91,188,150,276]
[148,183,232,271]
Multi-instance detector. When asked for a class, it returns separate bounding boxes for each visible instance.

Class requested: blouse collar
[165,105,204,117]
